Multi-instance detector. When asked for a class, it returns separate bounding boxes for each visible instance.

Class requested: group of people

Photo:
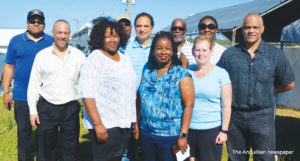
[2,8,295,161]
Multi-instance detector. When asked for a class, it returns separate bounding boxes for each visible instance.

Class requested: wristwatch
[179,133,188,139]
[220,129,228,134]
[3,91,9,95]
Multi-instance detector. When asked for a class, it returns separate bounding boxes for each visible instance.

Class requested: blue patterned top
[139,65,191,136]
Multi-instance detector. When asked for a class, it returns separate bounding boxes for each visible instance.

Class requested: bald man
[28,19,86,161]
[170,18,195,68]
[217,13,295,161]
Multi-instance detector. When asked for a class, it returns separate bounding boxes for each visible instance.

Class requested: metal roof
[162,0,300,42]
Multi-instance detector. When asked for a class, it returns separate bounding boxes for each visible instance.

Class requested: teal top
[139,65,191,136]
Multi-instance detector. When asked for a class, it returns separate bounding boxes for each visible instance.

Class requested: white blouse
[79,50,137,129]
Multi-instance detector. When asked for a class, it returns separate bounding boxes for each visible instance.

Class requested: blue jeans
[140,129,177,161]
[227,107,276,161]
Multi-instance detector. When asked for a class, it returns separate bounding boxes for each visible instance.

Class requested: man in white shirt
[27,19,86,161]
[170,18,195,68]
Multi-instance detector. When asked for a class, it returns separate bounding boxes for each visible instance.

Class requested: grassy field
[0,99,299,160]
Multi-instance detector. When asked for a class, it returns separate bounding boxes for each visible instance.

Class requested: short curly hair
[88,17,127,51]
[148,31,181,71]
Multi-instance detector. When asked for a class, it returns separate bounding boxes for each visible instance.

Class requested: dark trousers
[140,129,177,161]
[14,101,34,161]
[188,127,223,161]
[227,107,276,161]
[36,97,80,161]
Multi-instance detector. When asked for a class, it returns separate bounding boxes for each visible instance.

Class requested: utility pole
[127,0,130,18]
[122,0,135,17]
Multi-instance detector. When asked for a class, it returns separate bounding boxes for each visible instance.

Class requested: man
[2,9,53,161]
[116,14,132,42]
[198,16,226,64]
[217,13,295,161]
[170,18,194,68]
[121,12,154,161]
[125,12,154,86]
[27,20,85,161]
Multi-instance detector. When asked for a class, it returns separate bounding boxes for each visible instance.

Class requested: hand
[133,130,139,140]
[177,137,188,153]
[3,93,12,110]
[94,123,108,142]
[30,114,40,129]
[215,132,227,144]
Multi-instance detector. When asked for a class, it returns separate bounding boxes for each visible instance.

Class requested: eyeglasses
[198,24,217,30]
[28,19,44,25]
[171,27,185,32]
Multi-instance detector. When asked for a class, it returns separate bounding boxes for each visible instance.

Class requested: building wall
[277,46,300,109]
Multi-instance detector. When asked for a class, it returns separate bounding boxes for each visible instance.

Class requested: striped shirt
[211,42,226,64]
[124,37,152,88]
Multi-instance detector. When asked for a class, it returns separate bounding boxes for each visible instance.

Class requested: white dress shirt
[79,50,137,129]
[27,45,86,114]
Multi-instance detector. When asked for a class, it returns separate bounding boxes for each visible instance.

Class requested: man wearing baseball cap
[116,14,132,42]
[2,9,53,161]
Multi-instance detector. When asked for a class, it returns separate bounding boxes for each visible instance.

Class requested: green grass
[0,97,18,160]
[0,98,299,160]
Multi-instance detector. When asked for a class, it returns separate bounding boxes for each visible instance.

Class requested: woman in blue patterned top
[134,31,195,161]
[188,35,232,161]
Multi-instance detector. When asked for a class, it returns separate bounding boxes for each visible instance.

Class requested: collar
[182,39,192,49]
[51,44,70,56]
[132,37,152,49]
[240,40,265,54]
[23,30,46,42]
[183,39,190,47]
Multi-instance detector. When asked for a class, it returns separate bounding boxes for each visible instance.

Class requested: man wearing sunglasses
[2,9,53,161]
[170,18,194,68]
[198,16,226,64]
[117,15,132,42]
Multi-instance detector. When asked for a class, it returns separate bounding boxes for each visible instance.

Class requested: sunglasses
[119,20,131,27]
[28,19,44,25]
[199,23,217,30]
[171,27,185,32]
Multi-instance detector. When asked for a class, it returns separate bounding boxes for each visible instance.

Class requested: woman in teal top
[135,31,194,161]
[188,35,232,161]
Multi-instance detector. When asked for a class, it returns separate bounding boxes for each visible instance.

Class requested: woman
[79,17,136,161]
[188,35,232,161]
[197,16,226,64]
[134,31,194,161]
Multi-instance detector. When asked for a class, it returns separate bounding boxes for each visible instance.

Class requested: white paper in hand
[175,145,190,161]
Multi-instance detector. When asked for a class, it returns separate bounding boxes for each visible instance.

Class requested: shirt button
[250,63,253,66]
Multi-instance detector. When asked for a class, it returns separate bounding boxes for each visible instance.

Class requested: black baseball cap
[27,9,45,21]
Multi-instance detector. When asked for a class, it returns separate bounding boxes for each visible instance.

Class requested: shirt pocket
[256,66,274,83]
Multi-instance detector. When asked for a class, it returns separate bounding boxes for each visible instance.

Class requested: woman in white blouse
[79,17,136,161]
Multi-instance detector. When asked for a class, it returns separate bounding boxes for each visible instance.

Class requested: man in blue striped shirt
[123,12,154,87]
